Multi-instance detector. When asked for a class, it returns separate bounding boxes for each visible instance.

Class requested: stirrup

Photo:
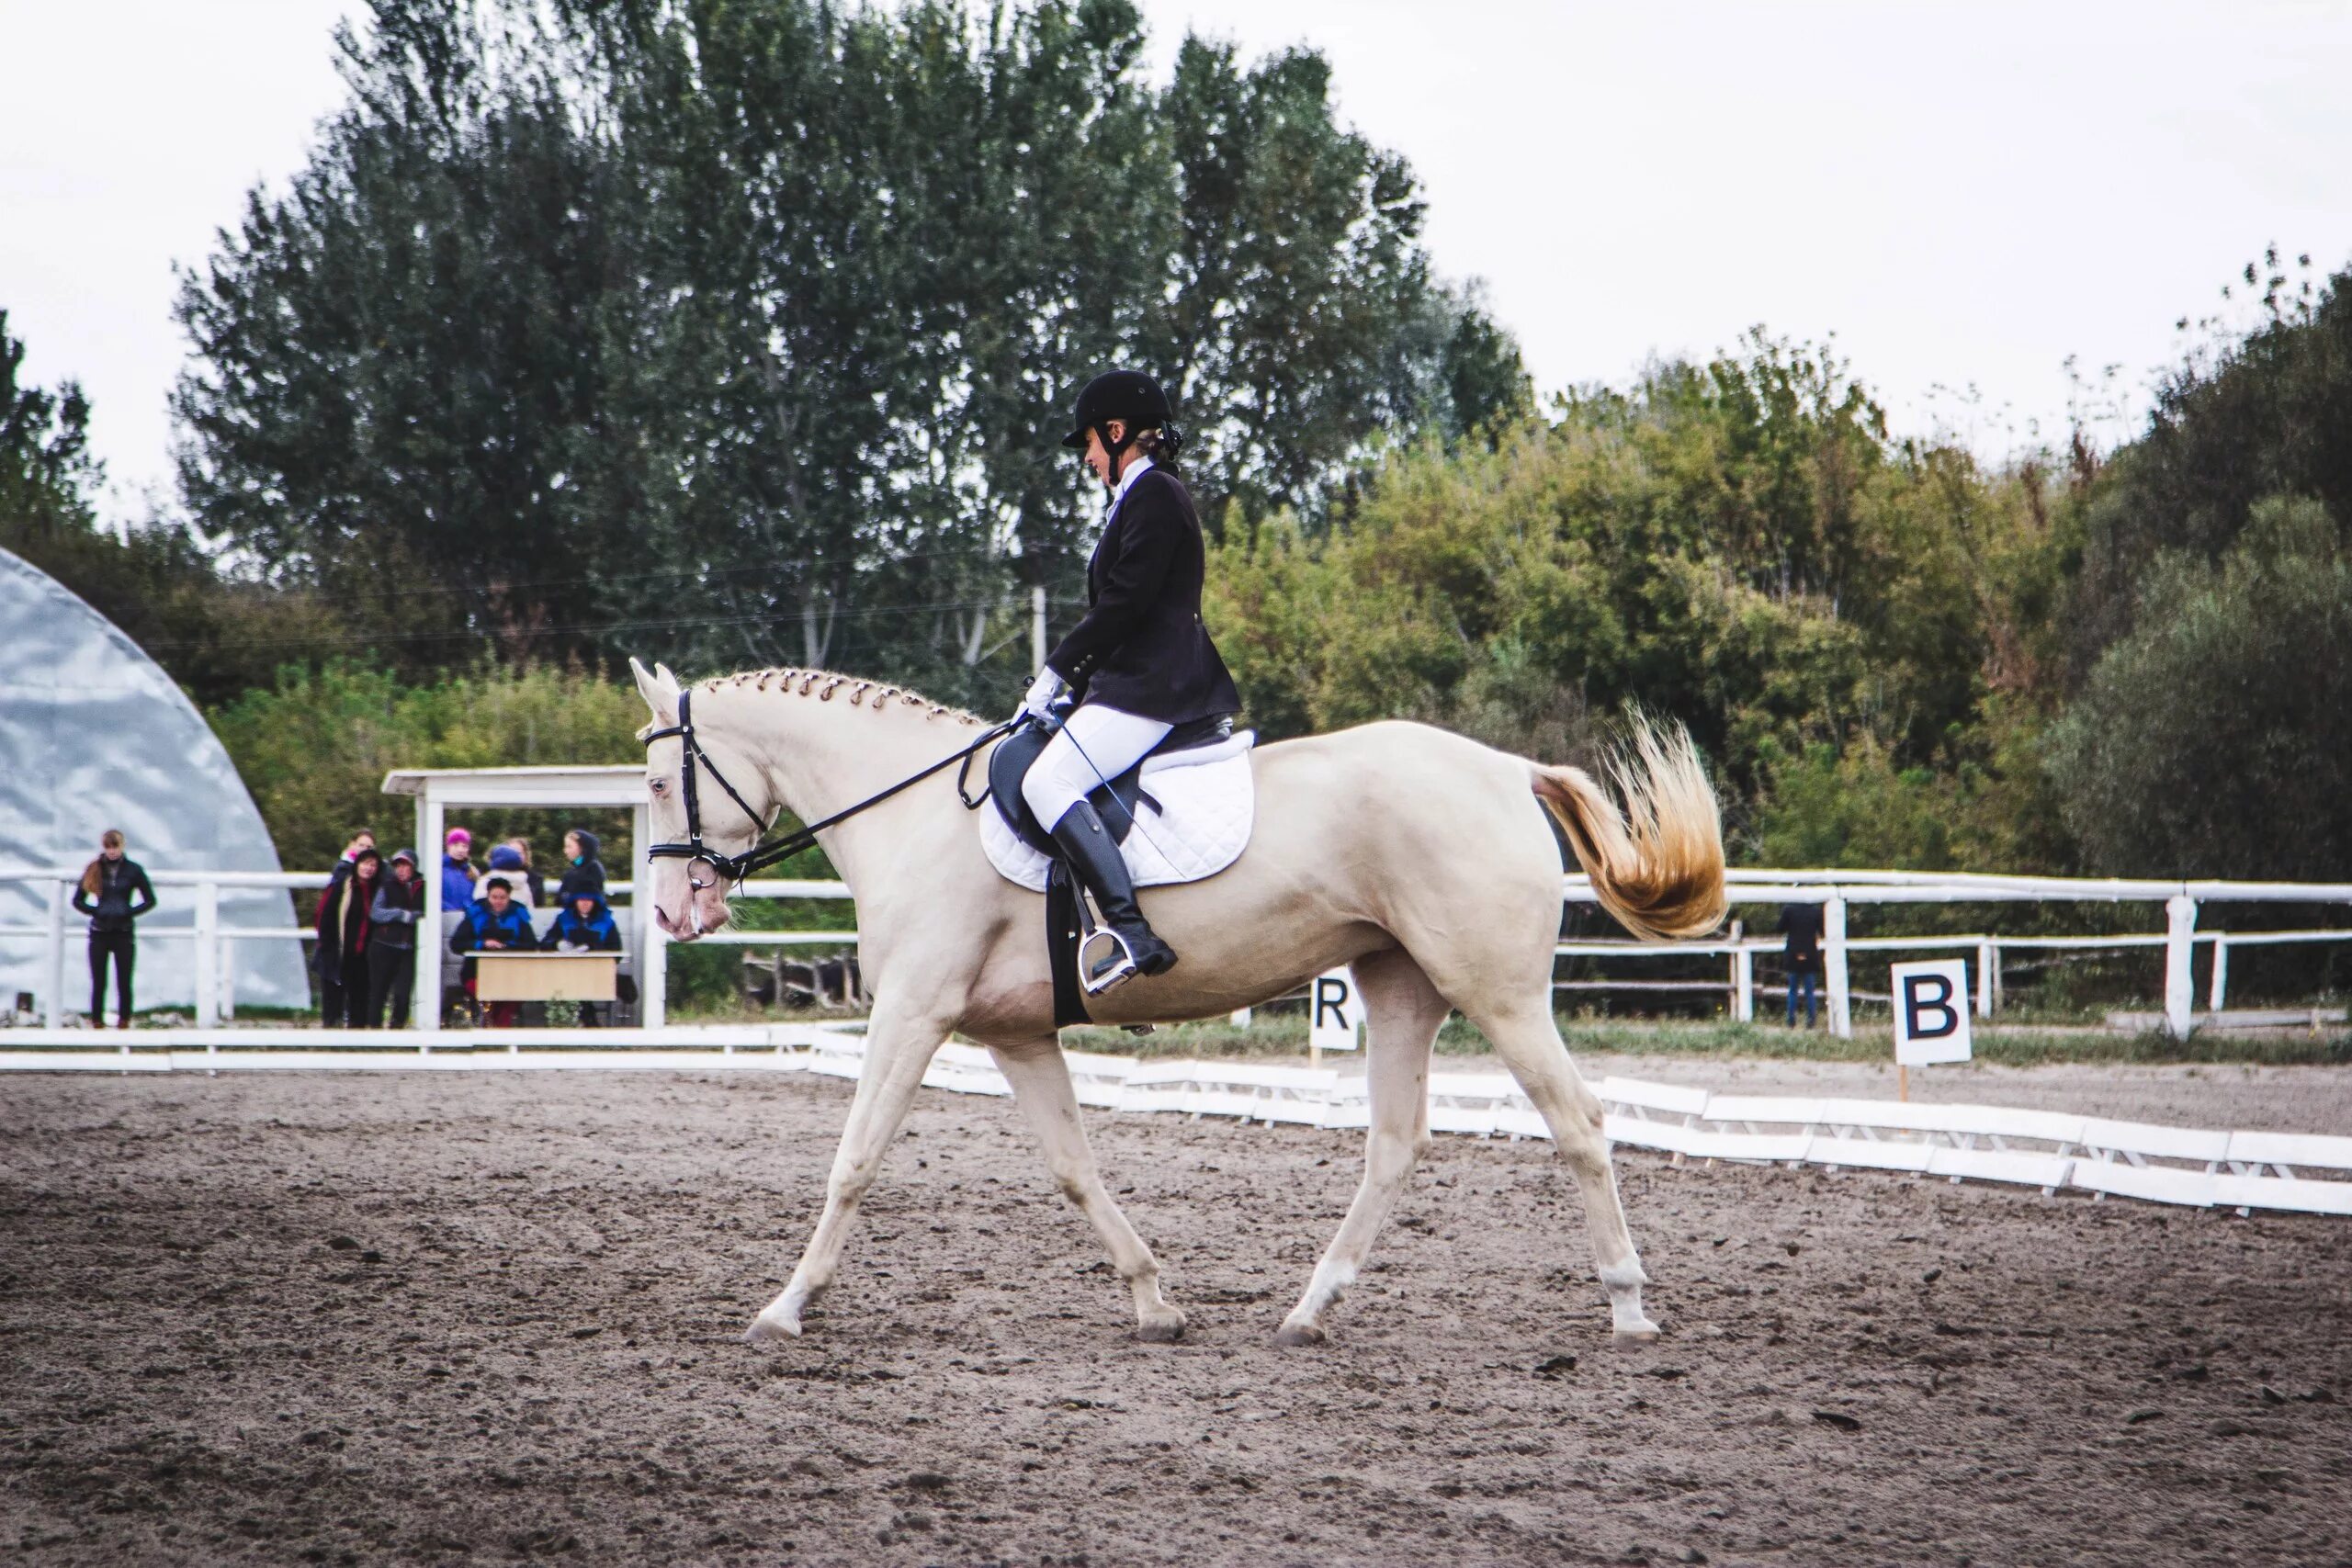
[1080,927,1141,996]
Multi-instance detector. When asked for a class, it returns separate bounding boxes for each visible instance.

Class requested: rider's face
[1082,420,1128,487]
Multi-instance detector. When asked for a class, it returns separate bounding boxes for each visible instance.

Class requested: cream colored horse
[628,659,1724,1348]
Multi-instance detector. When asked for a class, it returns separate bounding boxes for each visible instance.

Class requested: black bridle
[643,687,1016,889]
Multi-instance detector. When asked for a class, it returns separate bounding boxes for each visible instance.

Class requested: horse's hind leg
[988,1039,1187,1342]
[749,1001,944,1344]
[1463,996,1660,1341]
[1276,947,1446,1347]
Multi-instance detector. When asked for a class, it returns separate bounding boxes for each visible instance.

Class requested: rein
[644,686,1016,886]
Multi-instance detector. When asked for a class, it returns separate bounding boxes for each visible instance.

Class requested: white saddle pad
[979,731,1257,893]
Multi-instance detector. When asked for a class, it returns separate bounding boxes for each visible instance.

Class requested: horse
[628,658,1725,1348]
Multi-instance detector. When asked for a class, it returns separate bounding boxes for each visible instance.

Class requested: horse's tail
[1529,716,1725,942]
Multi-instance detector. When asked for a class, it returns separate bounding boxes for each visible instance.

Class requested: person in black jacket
[365,848,425,1029]
[1015,369,1241,990]
[73,829,156,1028]
[1779,901,1826,1028]
[555,829,606,903]
[313,846,381,1026]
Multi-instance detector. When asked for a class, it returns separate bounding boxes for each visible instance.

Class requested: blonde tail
[1531,717,1725,941]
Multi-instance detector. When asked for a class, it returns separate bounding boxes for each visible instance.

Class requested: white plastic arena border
[6,1024,2346,1218]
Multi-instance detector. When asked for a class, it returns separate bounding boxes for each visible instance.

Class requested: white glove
[1019,668,1068,719]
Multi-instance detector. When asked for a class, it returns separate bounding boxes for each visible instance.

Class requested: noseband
[644,687,1017,892]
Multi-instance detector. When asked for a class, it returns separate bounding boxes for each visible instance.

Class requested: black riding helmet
[1060,370,1182,479]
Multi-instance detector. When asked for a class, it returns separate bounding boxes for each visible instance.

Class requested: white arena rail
[5,1025,2346,1217]
[6,865,2347,1039]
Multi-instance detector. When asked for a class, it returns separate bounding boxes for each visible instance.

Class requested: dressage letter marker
[1890,958,1972,1099]
[1309,969,1363,1065]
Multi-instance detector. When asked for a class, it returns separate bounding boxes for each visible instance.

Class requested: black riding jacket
[1043,463,1241,726]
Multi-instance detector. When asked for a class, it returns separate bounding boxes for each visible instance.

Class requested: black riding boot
[1049,800,1177,990]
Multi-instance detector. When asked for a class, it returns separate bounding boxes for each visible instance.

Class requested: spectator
[1779,900,1826,1029]
[449,874,537,1027]
[546,889,623,1026]
[365,848,424,1028]
[555,829,606,903]
[509,837,548,906]
[315,845,381,1026]
[439,828,477,908]
[73,829,155,1029]
[340,829,376,864]
[480,843,536,908]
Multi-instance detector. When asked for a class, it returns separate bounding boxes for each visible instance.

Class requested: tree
[171,0,1524,702]
[2046,496,2352,878]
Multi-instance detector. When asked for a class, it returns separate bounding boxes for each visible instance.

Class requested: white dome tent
[0,545,307,1017]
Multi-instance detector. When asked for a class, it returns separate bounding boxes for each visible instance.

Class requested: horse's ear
[629,657,679,723]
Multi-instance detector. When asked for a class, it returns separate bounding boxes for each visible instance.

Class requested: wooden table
[473,952,619,1002]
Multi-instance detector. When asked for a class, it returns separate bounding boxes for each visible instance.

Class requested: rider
[1017,369,1240,987]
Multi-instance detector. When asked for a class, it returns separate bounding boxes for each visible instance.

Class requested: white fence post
[1732,945,1753,1022]
[193,880,220,1029]
[1975,940,1994,1018]
[43,877,67,1028]
[2208,937,2229,1011]
[2164,894,2198,1038]
[1228,1007,1252,1027]
[1825,893,1852,1037]
[418,796,444,1036]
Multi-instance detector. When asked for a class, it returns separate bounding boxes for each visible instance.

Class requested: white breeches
[1021,702,1172,831]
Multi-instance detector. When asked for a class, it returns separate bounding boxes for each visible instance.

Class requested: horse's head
[632,657,762,939]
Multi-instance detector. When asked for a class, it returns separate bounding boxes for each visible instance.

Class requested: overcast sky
[6,0,2350,518]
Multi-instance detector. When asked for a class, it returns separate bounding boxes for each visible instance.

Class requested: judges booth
[381,765,669,1032]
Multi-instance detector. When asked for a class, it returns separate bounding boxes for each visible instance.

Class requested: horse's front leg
[988,1038,1187,1342]
[749,1002,944,1344]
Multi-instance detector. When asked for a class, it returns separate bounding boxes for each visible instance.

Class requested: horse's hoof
[1273,1320,1327,1348]
[1611,1319,1662,1346]
[745,1313,803,1346]
[1136,1311,1187,1344]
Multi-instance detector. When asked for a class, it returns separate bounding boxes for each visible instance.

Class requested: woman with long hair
[313,845,380,1027]
[73,829,156,1028]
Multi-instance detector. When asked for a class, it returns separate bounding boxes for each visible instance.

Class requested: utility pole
[1031,585,1047,673]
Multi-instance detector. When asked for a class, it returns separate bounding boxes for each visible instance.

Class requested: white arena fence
[2,865,2347,1036]
[6,1021,2346,1219]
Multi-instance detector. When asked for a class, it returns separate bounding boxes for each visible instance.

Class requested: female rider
[1016,369,1240,988]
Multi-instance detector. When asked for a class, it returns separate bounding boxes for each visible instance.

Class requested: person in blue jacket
[440,828,479,909]
[546,889,624,1026]
[448,875,537,1026]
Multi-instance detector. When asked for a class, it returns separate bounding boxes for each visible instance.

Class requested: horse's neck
[699,682,974,891]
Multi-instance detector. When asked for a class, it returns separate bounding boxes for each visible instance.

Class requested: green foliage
[2067,251,2352,674]
[209,660,649,872]
[2047,495,2352,878]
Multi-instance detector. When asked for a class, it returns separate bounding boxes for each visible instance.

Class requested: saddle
[984,709,1243,1028]
[987,710,1235,855]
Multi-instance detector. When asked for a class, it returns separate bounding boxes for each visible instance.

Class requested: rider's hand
[1019,668,1067,720]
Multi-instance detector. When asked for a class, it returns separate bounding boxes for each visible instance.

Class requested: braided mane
[695,667,986,727]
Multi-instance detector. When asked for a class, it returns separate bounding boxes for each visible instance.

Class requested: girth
[988,711,1233,857]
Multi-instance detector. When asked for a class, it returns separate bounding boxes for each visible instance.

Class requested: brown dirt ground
[2,1066,2347,1567]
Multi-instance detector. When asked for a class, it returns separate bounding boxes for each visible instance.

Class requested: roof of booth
[381,764,647,807]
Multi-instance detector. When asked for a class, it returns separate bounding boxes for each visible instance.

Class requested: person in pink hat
[439,828,479,908]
